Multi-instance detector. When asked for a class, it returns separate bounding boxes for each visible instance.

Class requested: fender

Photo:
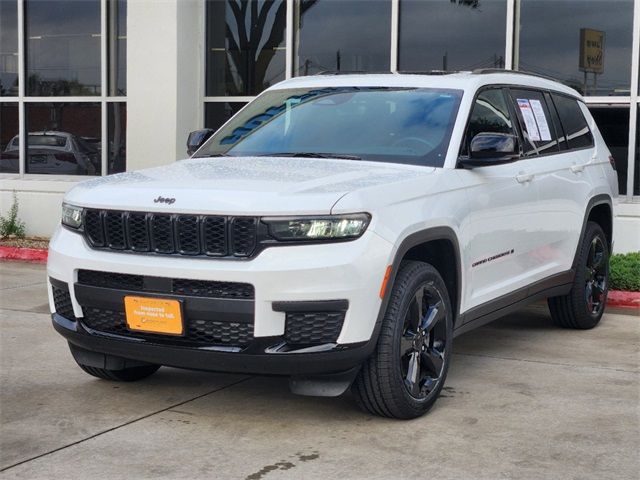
[368,226,463,346]
[572,193,614,269]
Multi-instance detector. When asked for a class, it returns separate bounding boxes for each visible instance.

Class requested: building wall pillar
[127,0,202,170]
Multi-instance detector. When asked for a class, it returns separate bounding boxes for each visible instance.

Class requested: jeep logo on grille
[153,196,176,205]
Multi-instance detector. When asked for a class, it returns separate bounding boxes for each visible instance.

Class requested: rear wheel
[353,261,453,419]
[75,362,160,382]
[548,221,609,329]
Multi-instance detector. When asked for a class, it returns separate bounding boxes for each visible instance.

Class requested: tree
[222,0,318,95]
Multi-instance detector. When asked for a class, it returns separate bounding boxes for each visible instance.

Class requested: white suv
[48,71,618,418]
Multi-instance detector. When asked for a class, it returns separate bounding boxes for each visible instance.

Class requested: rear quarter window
[550,93,594,150]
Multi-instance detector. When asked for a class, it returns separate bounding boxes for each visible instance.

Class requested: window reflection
[25,0,101,96]
[0,0,19,96]
[204,102,246,131]
[24,103,101,175]
[399,0,506,72]
[205,0,286,96]
[295,0,391,76]
[108,102,126,174]
[516,0,633,96]
[0,102,19,172]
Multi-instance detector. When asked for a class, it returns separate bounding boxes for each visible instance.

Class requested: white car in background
[48,71,617,418]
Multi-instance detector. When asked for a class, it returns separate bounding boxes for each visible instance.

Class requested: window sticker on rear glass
[516,99,541,142]
[528,99,552,141]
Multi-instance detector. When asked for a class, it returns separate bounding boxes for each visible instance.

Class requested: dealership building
[0,0,639,252]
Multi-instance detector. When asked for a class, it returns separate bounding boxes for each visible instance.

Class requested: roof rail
[472,68,559,82]
[397,70,460,76]
[316,70,393,75]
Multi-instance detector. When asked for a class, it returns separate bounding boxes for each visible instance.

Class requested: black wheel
[76,362,160,382]
[352,260,453,419]
[548,221,609,329]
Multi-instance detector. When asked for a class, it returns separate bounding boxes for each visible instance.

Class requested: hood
[65,156,435,215]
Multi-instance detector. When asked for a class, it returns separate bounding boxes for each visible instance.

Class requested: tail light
[608,155,616,171]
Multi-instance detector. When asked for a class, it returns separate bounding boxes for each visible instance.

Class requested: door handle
[570,163,586,173]
[516,172,534,184]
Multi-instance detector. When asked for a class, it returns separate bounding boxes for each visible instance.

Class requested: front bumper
[47,225,393,375]
[53,313,374,375]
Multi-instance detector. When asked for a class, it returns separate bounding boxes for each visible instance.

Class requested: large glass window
[0,102,19,172]
[399,0,507,72]
[24,103,101,175]
[205,0,286,96]
[196,87,463,167]
[295,0,391,76]
[108,0,126,96]
[25,0,101,96]
[589,106,629,196]
[0,0,19,96]
[516,0,634,97]
[204,102,246,131]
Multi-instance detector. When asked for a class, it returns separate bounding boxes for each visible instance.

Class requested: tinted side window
[464,88,515,155]
[509,89,559,156]
[551,94,594,150]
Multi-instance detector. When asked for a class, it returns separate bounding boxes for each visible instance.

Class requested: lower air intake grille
[82,307,254,347]
[77,270,254,300]
[284,312,345,345]
[52,285,76,320]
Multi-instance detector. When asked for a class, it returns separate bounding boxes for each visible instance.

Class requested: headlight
[263,213,370,241]
[61,204,83,229]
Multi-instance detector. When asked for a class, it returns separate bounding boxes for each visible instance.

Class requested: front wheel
[353,261,453,419]
[548,221,609,329]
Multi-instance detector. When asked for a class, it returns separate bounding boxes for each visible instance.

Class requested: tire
[352,260,453,419]
[548,221,609,329]
[76,362,160,382]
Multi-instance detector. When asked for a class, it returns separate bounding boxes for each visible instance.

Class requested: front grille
[83,209,260,258]
[77,270,254,299]
[52,285,76,319]
[284,312,345,345]
[82,307,254,347]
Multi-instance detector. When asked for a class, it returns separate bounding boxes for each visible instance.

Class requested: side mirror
[459,132,519,168]
[186,129,215,156]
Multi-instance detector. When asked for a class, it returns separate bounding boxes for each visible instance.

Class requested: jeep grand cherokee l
[48,71,617,419]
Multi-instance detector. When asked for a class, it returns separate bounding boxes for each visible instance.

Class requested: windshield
[194,87,463,167]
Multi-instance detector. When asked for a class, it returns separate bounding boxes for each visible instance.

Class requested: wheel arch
[574,194,614,269]
[377,227,462,329]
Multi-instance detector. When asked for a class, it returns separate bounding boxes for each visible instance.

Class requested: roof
[270,71,581,99]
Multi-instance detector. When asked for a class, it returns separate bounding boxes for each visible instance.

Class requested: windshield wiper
[257,152,362,160]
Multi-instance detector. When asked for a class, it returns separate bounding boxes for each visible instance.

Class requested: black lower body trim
[454,270,575,337]
[53,313,374,376]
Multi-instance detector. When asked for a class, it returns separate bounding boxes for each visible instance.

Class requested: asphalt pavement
[1,261,638,480]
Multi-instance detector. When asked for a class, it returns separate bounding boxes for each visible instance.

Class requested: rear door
[507,88,593,278]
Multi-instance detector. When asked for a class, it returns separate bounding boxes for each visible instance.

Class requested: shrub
[609,252,640,292]
[0,192,26,238]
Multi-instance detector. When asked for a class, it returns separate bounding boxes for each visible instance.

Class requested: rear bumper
[53,313,375,375]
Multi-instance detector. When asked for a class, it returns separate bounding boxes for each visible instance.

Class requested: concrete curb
[608,290,640,310]
[0,246,48,263]
[0,246,638,309]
